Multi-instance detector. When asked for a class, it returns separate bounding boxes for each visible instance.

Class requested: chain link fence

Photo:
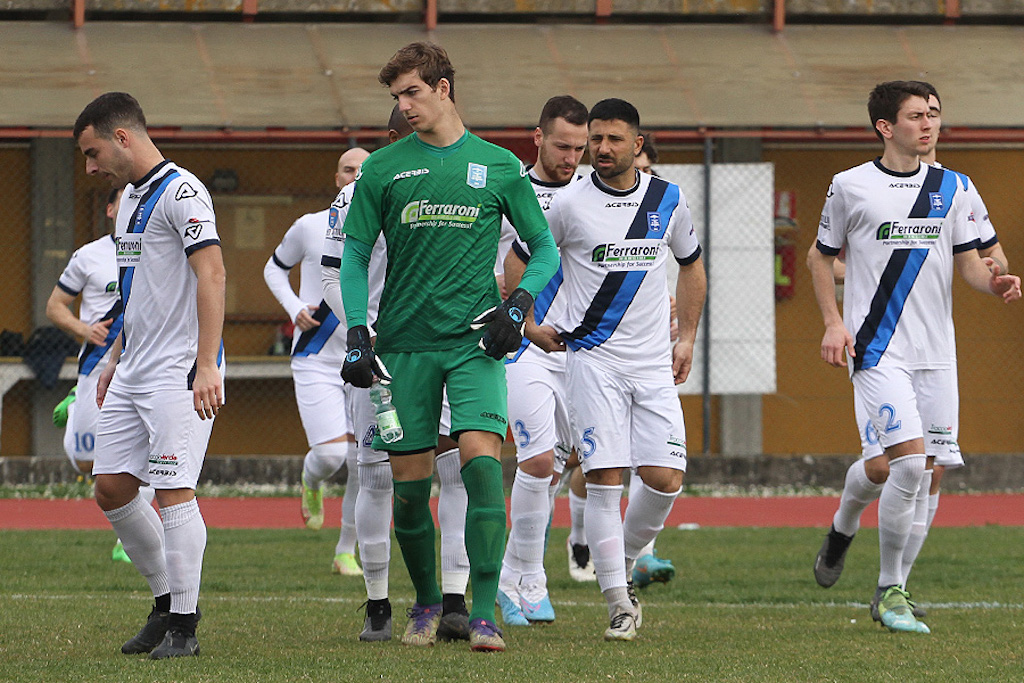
[0,141,1020,485]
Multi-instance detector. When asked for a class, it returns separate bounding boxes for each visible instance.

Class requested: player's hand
[87,319,113,346]
[471,288,534,360]
[526,322,566,353]
[672,339,694,384]
[341,325,391,388]
[192,363,223,420]
[294,305,321,332]
[984,257,1022,302]
[96,358,117,408]
[821,323,855,368]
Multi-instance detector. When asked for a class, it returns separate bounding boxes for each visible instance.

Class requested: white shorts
[853,365,962,467]
[566,355,687,474]
[506,359,572,473]
[351,386,389,465]
[292,357,353,446]
[63,371,102,470]
[93,388,214,490]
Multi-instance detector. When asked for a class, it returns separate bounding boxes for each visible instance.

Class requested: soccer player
[264,147,369,576]
[628,132,677,589]
[322,107,473,643]
[47,188,157,564]
[815,82,1013,617]
[339,42,559,652]
[74,92,226,659]
[807,81,1020,634]
[545,98,705,641]
[495,95,588,627]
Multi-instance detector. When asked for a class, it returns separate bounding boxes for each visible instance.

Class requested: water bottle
[369,380,403,444]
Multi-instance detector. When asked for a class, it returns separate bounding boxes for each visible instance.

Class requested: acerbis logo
[876,221,941,241]
[889,183,921,189]
[480,411,506,425]
[393,168,429,181]
[605,201,638,208]
[175,183,197,201]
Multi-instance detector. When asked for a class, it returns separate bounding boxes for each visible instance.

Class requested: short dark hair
[73,92,147,140]
[639,133,659,164]
[388,104,413,137]
[867,81,931,142]
[910,80,941,109]
[106,188,120,206]
[538,95,588,133]
[588,98,641,134]
[379,42,456,103]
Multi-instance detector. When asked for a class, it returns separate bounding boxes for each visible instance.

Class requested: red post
[242,0,259,23]
[72,0,85,28]
[773,0,785,34]
[596,0,612,20]
[944,0,960,25]
[425,0,438,31]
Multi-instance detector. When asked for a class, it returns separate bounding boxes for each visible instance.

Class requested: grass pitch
[1,525,1023,682]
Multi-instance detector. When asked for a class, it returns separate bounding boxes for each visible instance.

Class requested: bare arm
[46,286,111,344]
[807,244,854,367]
[673,255,707,384]
[189,245,227,419]
[954,249,1021,303]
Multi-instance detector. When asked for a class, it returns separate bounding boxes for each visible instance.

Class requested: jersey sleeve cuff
[184,239,222,257]
[675,245,702,266]
[271,252,293,270]
[953,238,981,254]
[510,240,530,264]
[978,235,1000,251]
[816,240,841,256]
[56,281,80,296]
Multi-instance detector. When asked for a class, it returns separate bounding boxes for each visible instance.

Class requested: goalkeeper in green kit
[340,42,559,652]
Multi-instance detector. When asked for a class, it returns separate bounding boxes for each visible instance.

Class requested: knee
[864,457,890,484]
[94,475,140,512]
[520,451,554,478]
[638,467,684,493]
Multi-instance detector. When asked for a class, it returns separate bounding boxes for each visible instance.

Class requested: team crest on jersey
[175,183,197,201]
[329,207,340,229]
[467,163,488,189]
[646,212,665,236]
[929,192,944,211]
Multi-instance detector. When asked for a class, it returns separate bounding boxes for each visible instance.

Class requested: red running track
[2,494,1024,530]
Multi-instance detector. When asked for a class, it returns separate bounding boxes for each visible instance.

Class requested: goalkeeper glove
[470,287,534,360]
[341,325,391,388]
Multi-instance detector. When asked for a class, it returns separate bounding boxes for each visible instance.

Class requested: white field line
[4,594,1022,611]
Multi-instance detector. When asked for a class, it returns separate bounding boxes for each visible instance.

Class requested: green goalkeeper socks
[461,456,507,623]
[392,476,443,607]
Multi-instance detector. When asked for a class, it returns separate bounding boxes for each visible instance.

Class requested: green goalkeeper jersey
[343,131,551,353]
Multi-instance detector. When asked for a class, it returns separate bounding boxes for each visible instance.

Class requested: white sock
[104,492,169,598]
[900,469,933,586]
[585,483,626,593]
[833,459,884,537]
[139,486,156,505]
[627,472,657,558]
[568,490,587,547]
[302,442,347,490]
[336,442,359,556]
[926,492,940,529]
[356,460,393,601]
[504,468,552,587]
[436,448,469,595]
[161,498,207,615]
[877,454,925,588]
[623,481,680,566]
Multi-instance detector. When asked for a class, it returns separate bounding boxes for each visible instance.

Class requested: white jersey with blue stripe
[933,162,998,249]
[816,159,979,373]
[504,170,582,370]
[56,235,123,377]
[547,171,701,378]
[272,209,346,361]
[113,160,223,392]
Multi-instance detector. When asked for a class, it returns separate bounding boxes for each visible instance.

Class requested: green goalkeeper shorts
[375,343,508,452]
